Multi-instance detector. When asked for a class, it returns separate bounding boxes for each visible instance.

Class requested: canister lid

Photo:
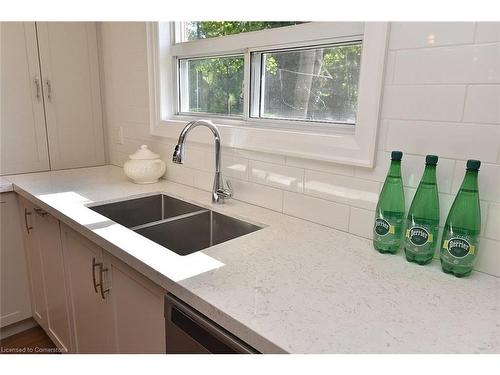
[129,145,160,160]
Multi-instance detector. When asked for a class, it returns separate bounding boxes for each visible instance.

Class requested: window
[174,22,363,125]
[250,42,362,124]
[178,55,244,116]
[148,22,389,167]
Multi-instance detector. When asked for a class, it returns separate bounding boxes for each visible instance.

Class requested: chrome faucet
[172,120,232,203]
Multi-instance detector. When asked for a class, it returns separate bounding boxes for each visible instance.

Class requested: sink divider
[129,209,209,232]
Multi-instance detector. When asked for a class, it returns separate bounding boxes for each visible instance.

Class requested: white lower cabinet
[104,252,166,354]
[19,198,48,328]
[36,212,73,352]
[18,196,73,352]
[60,224,166,353]
[0,193,32,328]
[61,226,116,353]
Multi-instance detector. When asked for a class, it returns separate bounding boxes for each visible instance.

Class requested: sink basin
[135,211,261,256]
[89,194,262,255]
[89,194,204,228]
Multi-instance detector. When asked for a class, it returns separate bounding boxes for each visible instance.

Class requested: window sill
[151,118,370,167]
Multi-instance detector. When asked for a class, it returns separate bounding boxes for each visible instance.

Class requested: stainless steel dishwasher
[165,294,259,354]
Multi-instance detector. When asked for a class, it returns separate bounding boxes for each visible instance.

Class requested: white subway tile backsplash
[452,161,500,203]
[389,22,475,49]
[223,155,249,180]
[383,85,466,121]
[283,192,350,231]
[475,237,500,276]
[178,144,212,171]
[286,156,354,177]
[249,160,304,193]
[463,85,500,124]
[192,169,213,192]
[165,164,195,186]
[485,203,500,241]
[304,170,380,210]
[393,44,500,84]
[247,150,286,165]
[349,207,375,239]
[386,120,500,163]
[475,22,500,43]
[109,150,128,167]
[230,179,283,212]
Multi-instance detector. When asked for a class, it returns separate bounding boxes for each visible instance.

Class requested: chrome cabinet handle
[34,207,48,217]
[92,257,101,293]
[34,78,41,101]
[98,264,110,300]
[24,208,33,234]
[45,79,52,102]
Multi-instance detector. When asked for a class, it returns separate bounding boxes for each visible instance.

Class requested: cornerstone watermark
[1,346,64,354]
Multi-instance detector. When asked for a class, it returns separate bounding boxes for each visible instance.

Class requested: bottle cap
[391,151,403,161]
[466,159,481,171]
[425,155,438,165]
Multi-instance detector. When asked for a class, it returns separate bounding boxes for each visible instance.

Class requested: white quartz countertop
[0,176,13,193]
[7,165,500,353]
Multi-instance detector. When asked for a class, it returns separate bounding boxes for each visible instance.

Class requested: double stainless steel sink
[89,194,262,256]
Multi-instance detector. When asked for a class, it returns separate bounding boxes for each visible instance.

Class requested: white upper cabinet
[36,22,105,170]
[0,22,105,175]
[0,22,50,175]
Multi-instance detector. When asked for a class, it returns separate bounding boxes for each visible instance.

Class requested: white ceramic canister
[124,145,166,184]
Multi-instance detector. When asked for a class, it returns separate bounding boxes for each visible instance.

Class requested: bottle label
[443,237,475,258]
[441,233,478,268]
[374,218,393,236]
[407,226,432,246]
[404,222,437,256]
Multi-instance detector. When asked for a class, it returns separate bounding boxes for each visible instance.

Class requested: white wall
[99,22,500,277]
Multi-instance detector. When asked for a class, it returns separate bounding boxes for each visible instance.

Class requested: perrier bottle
[404,155,439,265]
[440,160,481,277]
[373,151,405,254]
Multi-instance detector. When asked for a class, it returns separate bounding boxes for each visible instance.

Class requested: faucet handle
[225,179,232,194]
[216,179,232,199]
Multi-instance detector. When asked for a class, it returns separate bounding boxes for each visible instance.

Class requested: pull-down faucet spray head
[172,144,184,164]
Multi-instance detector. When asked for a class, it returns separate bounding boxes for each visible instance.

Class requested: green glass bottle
[404,155,440,265]
[440,160,481,278]
[373,151,405,254]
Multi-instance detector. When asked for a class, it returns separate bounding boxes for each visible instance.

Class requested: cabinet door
[61,225,116,353]
[17,197,48,328]
[36,22,104,170]
[103,252,166,353]
[0,193,32,327]
[36,211,72,352]
[0,22,50,175]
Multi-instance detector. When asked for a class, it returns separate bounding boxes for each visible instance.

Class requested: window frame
[249,40,363,126]
[147,22,389,167]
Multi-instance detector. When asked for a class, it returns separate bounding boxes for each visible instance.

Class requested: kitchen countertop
[0,176,13,193]
[7,165,500,353]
